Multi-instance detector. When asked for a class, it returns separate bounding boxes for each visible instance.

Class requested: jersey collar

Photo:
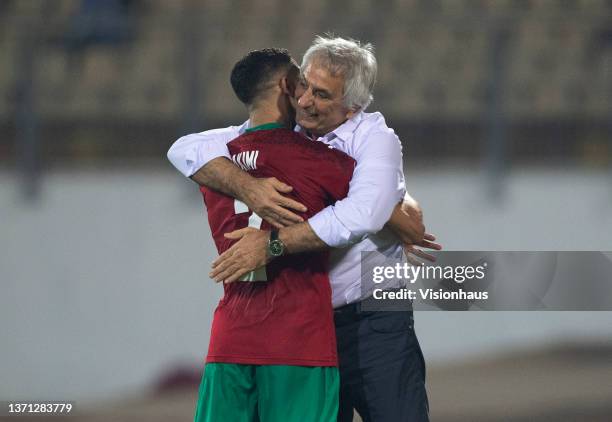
[244,122,286,133]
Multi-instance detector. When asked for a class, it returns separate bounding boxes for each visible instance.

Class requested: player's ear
[281,76,295,97]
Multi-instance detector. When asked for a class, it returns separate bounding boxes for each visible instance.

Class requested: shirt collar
[329,111,364,143]
[294,111,364,143]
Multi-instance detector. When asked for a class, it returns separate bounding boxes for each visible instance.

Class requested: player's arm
[386,193,443,262]
[167,127,306,227]
[387,193,425,245]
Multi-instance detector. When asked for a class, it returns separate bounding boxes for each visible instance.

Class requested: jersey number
[234,199,267,282]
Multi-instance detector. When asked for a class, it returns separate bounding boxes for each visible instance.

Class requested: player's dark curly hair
[230,48,298,106]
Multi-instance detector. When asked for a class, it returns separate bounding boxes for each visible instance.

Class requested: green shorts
[194,363,339,422]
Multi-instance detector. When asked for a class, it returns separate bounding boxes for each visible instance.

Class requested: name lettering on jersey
[231,150,259,171]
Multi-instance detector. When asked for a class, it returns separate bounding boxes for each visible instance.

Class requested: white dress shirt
[167,111,406,307]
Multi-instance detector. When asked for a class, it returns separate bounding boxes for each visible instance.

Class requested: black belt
[334,289,413,317]
[333,300,362,316]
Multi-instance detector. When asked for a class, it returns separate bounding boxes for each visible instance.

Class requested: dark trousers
[334,304,429,422]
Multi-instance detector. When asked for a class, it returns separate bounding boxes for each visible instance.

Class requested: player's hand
[243,178,307,229]
[386,197,426,245]
[403,233,443,265]
[209,227,270,283]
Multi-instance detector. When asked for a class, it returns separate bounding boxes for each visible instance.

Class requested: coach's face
[295,61,355,137]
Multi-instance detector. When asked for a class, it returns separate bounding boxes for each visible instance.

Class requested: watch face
[269,240,284,257]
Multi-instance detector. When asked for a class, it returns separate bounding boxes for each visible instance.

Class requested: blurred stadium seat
[0,0,610,162]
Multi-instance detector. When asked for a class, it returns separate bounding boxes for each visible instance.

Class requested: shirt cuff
[308,207,355,248]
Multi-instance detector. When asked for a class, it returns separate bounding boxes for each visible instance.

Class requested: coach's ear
[345,106,359,120]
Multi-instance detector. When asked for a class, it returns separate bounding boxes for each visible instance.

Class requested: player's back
[203,128,353,253]
[200,127,355,367]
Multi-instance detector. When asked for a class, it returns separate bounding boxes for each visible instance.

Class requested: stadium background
[1,0,611,420]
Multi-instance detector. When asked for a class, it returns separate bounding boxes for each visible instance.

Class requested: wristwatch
[268,229,285,258]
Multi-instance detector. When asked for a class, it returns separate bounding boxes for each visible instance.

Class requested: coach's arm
[167,128,434,283]
[208,127,435,283]
[168,125,307,227]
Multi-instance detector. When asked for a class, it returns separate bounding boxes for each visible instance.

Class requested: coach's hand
[403,233,443,265]
[210,227,271,283]
[242,178,307,229]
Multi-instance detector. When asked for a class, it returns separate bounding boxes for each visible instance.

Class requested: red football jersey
[200,127,355,366]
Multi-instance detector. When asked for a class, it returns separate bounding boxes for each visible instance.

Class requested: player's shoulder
[237,128,305,145]
[291,132,355,163]
[230,128,298,145]
[252,129,354,164]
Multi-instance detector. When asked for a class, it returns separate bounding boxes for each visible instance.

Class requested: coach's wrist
[267,228,285,258]
[235,175,256,206]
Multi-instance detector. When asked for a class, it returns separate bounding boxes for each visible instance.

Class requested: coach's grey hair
[301,35,377,111]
